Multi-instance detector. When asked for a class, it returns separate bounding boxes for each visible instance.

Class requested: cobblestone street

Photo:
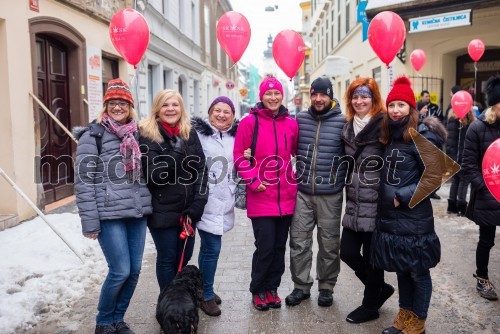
[26,186,500,334]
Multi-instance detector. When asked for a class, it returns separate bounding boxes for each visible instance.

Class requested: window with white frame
[178,0,184,31]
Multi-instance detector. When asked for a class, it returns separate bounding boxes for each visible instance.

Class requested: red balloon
[482,138,500,202]
[451,91,473,120]
[109,9,150,67]
[410,49,426,72]
[272,30,306,80]
[216,11,251,63]
[368,11,406,67]
[468,39,485,62]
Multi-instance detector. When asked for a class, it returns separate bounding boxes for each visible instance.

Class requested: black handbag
[234,114,259,210]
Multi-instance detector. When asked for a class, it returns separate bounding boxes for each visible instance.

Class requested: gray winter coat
[296,99,347,195]
[74,122,152,235]
[341,113,385,232]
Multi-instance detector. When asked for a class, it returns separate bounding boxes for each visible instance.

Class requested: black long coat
[140,125,208,229]
[461,111,500,227]
[371,117,446,273]
[341,113,385,232]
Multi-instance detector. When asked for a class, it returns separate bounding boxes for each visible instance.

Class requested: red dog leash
[177,215,194,273]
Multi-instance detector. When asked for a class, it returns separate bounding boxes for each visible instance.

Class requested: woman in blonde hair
[462,75,500,301]
[445,102,475,216]
[140,89,208,291]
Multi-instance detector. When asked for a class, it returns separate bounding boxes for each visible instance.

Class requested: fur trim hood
[191,117,239,137]
[419,116,447,143]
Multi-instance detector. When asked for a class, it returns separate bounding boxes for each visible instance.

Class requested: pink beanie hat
[259,77,284,100]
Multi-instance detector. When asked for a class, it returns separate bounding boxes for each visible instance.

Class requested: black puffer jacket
[295,99,347,195]
[140,125,208,229]
[461,110,500,227]
[446,116,469,164]
[341,113,385,232]
[371,116,446,273]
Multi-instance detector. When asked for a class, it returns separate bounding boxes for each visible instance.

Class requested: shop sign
[86,46,103,121]
[464,61,500,73]
[409,9,471,33]
[226,80,235,90]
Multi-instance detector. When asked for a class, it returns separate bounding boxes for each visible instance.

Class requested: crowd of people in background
[74,73,500,334]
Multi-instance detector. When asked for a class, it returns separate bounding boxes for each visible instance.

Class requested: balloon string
[474,62,478,103]
[129,67,140,120]
[457,121,463,165]
[229,62,237,70]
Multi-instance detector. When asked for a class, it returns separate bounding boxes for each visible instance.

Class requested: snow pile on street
[0,213,154,333]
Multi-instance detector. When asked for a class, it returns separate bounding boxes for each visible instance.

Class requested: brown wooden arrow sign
[409,127,461,208]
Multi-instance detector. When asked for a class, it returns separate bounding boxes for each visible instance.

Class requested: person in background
[234,76,298,311]
[74,78,152,334]
[139,89,208,292]
[443,85,462,125]
[340,78,394,324]
[191,96,239,316]
[417,90,443,122]
[461,75,500,301]
[446,104,475,216]
[372,77,446,334]
[285,77,346,308]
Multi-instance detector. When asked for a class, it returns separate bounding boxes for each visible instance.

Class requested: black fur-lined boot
[447,199,457,214]
[457,201,468,217]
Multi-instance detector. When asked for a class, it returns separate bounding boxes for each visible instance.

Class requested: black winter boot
[447,199,457,214]
[456,201,468,217]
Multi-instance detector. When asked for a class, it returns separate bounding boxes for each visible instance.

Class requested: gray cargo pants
[289,190,343,293]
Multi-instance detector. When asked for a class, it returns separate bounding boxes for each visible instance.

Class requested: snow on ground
[0,213,154,333]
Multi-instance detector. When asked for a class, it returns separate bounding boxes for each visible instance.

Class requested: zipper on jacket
[273,119,283,217]
[311,118,322,194]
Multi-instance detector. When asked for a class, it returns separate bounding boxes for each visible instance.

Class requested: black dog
[156,265,203,334]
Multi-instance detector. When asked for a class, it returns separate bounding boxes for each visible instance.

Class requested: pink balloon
[272,30,306,80]
[109,8,150,67]
[451,91,473,120]
[482,138,500,202]
[410,49,426,72]
[216,11,251,63]
[468,39,485,62]
[368,11,406,67]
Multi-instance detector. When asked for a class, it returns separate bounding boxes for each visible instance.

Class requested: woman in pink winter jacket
[233,76,298,311]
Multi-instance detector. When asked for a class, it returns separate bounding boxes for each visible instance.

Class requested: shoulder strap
[249,114,259,164]
[353,144,366,162]
[88,121,105,156]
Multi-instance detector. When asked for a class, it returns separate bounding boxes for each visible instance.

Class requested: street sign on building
[409,9,471,33]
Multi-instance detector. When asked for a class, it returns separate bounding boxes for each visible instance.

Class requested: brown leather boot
[382,309,411,334]
[200,298,221,316]
[402,311,426,334]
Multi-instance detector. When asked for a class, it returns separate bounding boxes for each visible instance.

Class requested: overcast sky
[228,0,303,68]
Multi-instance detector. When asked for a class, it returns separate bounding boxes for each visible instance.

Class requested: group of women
[75,73,500,334]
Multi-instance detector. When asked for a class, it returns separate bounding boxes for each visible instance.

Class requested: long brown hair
[380,106,420,144]
[344,77,386,121]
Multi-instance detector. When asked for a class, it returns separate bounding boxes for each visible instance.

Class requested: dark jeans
[149,225,196,292]
[250,215,292,294]
[397,270,432,319]
[198,229,222,301]
[96,218,147,326]
[340,228,384,310]
[476,225,497,279]
[448,175,469,203]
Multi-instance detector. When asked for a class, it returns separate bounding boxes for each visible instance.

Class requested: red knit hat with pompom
[386,76,416,109]
[103,78,134,107]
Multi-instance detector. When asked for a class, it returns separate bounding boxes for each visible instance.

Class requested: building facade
[307,0,500,112]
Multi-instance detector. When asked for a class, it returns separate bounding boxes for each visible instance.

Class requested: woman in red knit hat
[371,76,447,334]
[74,78,152,334]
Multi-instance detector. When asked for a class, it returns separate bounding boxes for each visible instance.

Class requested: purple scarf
[101,113,141,183]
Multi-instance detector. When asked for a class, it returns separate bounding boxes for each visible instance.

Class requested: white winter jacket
[192,118,238,235]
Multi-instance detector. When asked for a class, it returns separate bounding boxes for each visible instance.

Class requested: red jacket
[234,104,298,217]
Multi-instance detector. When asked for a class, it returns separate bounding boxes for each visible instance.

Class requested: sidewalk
[27,187,500,334]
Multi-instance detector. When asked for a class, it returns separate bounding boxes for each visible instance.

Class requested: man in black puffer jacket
[286,77,347,308]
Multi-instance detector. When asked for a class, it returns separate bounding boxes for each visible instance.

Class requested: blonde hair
[96,103,138,124]
[448,108,476,127]
[484,107,499,124]
[139,89,192,142]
